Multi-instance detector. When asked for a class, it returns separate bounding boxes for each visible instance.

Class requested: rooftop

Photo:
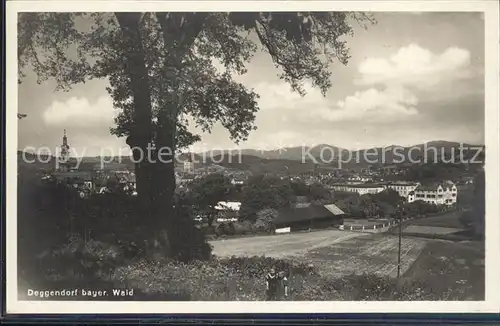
[330,183,386,189]
[275,204,344,225]
[215,201,241,211]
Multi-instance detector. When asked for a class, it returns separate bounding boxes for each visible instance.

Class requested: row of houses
[49,170,137,196]
[329,180,458,206]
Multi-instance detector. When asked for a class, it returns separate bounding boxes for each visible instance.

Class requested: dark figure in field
[265,268,288,300]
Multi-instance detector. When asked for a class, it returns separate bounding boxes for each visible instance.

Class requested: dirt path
[210,229,366,258]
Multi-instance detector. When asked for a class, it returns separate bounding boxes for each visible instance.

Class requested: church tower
[58,129,71,171]
[183,152,195,174]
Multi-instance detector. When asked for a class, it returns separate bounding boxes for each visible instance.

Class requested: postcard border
[5,0,500,314]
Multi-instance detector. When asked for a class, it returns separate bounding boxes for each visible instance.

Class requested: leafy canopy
[18,12,375,149]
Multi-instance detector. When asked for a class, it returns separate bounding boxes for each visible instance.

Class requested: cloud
[356,44,472,89]
[320,86,419,122]
[43,96,117,127]
[252,81,419,125]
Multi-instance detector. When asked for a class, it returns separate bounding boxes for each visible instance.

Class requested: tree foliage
[189,173,235,226]
[19,12,375,148]
[18,11,375,258]
[254,208,278,233]
[334,189,406,219]
[240,175,295,221]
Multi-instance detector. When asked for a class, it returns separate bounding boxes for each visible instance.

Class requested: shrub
[33,236,125,289]
[219,256,318,278]
[19,171,213,263]
[216,222,236,236]
[110,256,319,301]
[254,208,277,233]
[168,204,213,262]
[233,220,254,235]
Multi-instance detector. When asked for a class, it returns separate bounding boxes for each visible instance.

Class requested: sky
[17,12,485,157]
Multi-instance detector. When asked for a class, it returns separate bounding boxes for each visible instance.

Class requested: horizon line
[17,139,485,158]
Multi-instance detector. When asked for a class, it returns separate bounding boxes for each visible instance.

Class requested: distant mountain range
[198,141,484,163]
[17,141,485,174]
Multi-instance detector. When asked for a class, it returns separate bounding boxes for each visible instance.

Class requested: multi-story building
[329,183,386,195]
[346,175,373,184]
[385,181,420,199]
[183,155,195,173]
[410,181,458,205]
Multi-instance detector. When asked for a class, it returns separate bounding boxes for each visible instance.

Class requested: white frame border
[6,0,500,314]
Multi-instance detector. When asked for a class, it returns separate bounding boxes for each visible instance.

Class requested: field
[211,230,427,278]
[403,240,484,300]
[304,234,427,278]
[398,210,476,240]
[404,225,463,235]
[210,229,364,258]
[407,210,465,229]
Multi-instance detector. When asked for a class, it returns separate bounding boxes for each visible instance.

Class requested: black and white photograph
[6,0,500,314]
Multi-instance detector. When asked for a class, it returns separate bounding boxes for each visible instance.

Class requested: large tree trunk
[151,118,177,253]
[115,13,157,243]
[147,13,208,255]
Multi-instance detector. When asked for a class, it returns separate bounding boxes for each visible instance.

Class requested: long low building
[274,203,345,232]
[329,183,387,195]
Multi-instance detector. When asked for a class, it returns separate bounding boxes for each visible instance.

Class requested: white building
[330,183,386,195]
[183,160,195,173]
[410,181,458,205]
[346,175,372,184]
[215,201,241,222]
[385,181,420,199]
[230,177,245,186]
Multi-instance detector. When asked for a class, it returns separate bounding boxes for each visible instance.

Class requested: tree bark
[148,13,208,253]
[115,12,156,239]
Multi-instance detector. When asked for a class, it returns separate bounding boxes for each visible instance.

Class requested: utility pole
[397,204,403,278]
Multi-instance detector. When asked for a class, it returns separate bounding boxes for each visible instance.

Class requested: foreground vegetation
[20,235,484,301]
[18,169,485,301]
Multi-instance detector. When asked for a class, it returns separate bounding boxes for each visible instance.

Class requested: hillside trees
[19,12,375,257]
[239,175,295,221]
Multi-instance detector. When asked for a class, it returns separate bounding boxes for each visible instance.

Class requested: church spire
[59,129,71,171]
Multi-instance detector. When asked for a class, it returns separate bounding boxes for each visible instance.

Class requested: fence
[340,218,411,233]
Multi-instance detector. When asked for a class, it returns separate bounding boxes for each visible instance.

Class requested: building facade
[329,183,386,195]
[183,154,195,173]
[385,182,420,199]
[410,181,458,205]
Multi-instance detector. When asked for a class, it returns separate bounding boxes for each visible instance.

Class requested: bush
[108,256,472,301]
[110,256,319,301]
[30,236,125,289]
[254,208,277,233]
[168,204,213,262]
[220,256,318,278]
[19,170,212,269]
[233,220,254,235]
[216,222,236,236]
